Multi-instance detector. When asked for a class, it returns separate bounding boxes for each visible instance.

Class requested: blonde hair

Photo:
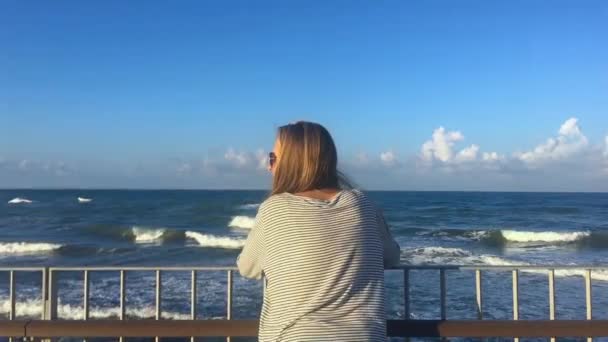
[271,121,352,196]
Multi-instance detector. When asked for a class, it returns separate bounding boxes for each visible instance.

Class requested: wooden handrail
[0,321,27,336]
[2,320,608,338]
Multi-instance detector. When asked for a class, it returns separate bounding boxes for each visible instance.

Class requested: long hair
[271,121,352,196]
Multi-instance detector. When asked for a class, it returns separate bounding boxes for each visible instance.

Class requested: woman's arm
[237,208,266,279]
[377,209,401,268]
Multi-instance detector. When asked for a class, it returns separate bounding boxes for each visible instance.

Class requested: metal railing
[1,265,606,340]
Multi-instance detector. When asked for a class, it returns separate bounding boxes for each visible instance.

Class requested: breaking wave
[0,298,190,320]
[0,242,62,255]
[85,225,185,244]
[402,246,608,281]
[129,226,184,243]
[7,197,32,204]
[413,228,607,247]
[238,203,260,210]
[228,216,256,229]
[185,231,245,249]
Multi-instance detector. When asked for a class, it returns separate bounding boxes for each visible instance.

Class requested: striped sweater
[237,189,401,341]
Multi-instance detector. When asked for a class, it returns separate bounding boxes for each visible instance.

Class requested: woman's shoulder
[257,193,290,213]
[258,189,370,211]
[342,189,381,211]
[342,188,369,202]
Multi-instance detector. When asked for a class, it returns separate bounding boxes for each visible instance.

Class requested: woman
[237,121,401,342]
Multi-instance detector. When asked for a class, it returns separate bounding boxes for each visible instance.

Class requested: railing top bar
[3,265,606,272]
[390,265,607,270]
[48,266,240,271]
[0,267,46,271]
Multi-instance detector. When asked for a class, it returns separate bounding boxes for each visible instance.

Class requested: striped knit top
[237,189,401,342]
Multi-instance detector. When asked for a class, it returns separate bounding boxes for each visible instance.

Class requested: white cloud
[604,135,608,158]
[482,152,504,162]
[515,117,589,164]
[420,127,497,166]
[255,149,268,170]
[421,127,464,163]
[380,151,397,166]
[224,148,251,168]
[454,144,479,163]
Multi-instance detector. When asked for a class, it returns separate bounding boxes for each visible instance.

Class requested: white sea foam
[7,197,32,204]
[239,203,260,210]
[185,231,245,249]
[403,246,608,281]
[426,229,594,245]
[500,230,590,243]
[228,215,256,229]
[0,242,62,255]
[77,197,92,203]
[131,226,167,243]
[0,298,190,319]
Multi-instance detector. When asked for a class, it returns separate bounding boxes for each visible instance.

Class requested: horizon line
[1,187,607,194]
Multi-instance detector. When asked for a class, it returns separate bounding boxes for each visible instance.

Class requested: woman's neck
[293,188,341,201]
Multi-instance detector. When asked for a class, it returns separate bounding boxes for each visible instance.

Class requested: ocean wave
[128,226,186,244]
[402,246,608,281]
[413,228,607,247]
[7,197,32,204]
[78,197,93,203]
[86,225,185,244]
[238,203,260,210]
[228,215,256,229]
[185,231,245,249]
[0,298,190,320]
[0,242,62,255]
[131,226,171,243]
[499,230,590,243]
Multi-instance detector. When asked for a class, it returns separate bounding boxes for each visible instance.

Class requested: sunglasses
[268,152,277,168]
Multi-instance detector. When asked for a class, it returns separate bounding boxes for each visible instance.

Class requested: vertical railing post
[8,270,15,342]
[9,270,16,320]
[586,269,593,342]
[191,270,197,342]
[119,270,126,342]
[48,269,58,320]
[475,269,483,320]
[403,268,411,342]
[120,270,126,320]
[403,269,410,320]
[439,269,447,342]
[155,269,161,342]
[439,269,447,320]
[42,267,48,320]
[227,270,233,342]
[83,270,89,320]
[549,269,555,342]
[512,269,519,342]
[548,269,555,320]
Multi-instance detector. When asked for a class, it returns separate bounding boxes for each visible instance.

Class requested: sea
[1,190,608,340]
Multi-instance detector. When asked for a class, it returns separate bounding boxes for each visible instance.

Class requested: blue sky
[1,1,607,190]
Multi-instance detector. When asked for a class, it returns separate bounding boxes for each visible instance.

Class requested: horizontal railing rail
[2,265,606,341]
[2,319,608,337]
